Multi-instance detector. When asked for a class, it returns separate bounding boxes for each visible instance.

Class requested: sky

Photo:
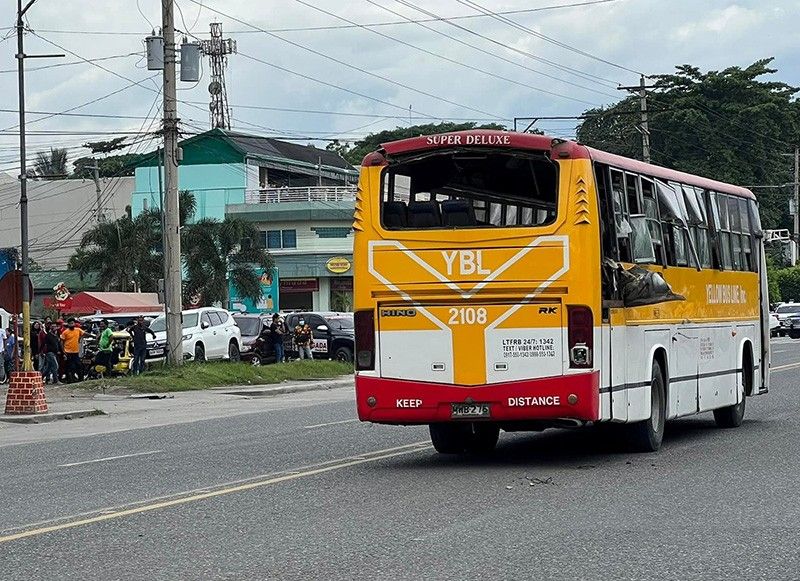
[0,0,799,177]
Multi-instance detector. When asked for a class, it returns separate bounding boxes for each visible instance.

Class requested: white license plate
[149,348,164,356]
[451,403,490,418]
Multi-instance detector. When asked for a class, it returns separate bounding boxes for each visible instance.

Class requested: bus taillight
[568,305,593,368]
[355,309,376,370]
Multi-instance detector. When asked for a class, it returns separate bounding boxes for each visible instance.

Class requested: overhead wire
[454,0,644,76]
[391,0,620,87]
[182,0,509,121]
[291,0,605,106]
[364,0,620,99]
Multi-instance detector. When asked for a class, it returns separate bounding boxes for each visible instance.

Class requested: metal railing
[245,185,356,204]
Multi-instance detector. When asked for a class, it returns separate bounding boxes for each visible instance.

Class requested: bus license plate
[451,403,490,418]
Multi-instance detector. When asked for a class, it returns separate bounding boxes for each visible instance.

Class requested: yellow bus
[353,130,770,454]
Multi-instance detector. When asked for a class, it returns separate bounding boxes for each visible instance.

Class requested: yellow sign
[326,256,351,274]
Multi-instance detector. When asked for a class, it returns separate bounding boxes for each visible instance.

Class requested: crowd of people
[0,315,154,384]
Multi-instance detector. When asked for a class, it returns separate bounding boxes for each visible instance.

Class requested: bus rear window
[381,150,558,230]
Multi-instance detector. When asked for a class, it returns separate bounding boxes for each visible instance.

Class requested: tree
[31,147,68,178]
[68,213,162,292]
[182,217,274,307]
[71,153,150,179]
[335,121,507,165]
[576,59,800,230]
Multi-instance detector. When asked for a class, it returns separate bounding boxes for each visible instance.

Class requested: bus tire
[464,422,500,455]
[714,355,750,428]
[429,423,467,454]
[627,360,666,453]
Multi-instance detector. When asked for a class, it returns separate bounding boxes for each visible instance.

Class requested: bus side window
[683,185,712,268]
[747,199,762,273]
[715,193,734,270]
[610,168,632,262]
[625,173,642,215]
[641,178,665,265]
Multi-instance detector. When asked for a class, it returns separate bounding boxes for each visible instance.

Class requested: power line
[393,0,621,88]
[0,51,144,74]
[183,0,508,120]
[365,0,618,100]
[292,0,606,106]
[454,0,644,77]
[0,2,625,36]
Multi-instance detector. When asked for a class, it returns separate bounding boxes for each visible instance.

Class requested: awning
[45,292,162,314]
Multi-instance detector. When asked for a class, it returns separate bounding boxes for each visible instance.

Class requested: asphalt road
[1,339,799,580]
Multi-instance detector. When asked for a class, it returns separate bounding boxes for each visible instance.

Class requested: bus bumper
[356,372,600,423]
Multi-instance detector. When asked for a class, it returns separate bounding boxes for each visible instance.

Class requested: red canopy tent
[45,292,162,314]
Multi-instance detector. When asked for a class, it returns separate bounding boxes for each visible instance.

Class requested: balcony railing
[245,185,357,204]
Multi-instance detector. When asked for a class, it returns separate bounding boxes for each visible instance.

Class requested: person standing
[128,316,156,375]
[37,321,48,371]
[294,322,313,360]
[30,321,42,371]
[269,313,286,363]
[0,325,6,384]
[4,327,16,379]
[60,318,85,383]
[41,323,61,385]
[95,319,115,371]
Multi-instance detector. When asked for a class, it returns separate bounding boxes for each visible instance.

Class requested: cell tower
[201,22,236,130]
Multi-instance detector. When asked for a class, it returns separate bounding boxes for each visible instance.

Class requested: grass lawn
[78,360,353,393]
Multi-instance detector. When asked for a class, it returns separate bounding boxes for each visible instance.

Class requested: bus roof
[374,129,755,200]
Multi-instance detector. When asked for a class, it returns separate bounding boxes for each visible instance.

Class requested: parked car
[283,311,354,362]
[783,312,800,339]
[233,313,275,365]
[769,313,780,337]
[78,312,162,331]
[146,307,242,362]
[774,302,800,336]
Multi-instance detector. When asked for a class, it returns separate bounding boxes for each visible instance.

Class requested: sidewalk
[0,375,354,426]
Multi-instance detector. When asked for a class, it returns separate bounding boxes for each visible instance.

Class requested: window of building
[313,227,352,238]
[261,229,298,250]
[282,229,297,248]
[267,231,282,249]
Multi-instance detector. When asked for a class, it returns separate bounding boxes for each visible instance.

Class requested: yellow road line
[0,442,431,544]
[771,361,800,372]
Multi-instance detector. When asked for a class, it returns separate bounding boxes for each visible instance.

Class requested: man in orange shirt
[60,318,86,383]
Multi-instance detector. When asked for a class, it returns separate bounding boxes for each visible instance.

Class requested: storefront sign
[229,267,279,313]
[325,256,352,274]
[280,278,319,293]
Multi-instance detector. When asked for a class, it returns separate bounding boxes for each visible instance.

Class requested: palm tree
[31,148,69,178]
[69,213,162,292]
[182,217,273,307]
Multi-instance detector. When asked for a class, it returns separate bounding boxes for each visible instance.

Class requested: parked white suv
[146,307,242,362]
[773,302,800,337]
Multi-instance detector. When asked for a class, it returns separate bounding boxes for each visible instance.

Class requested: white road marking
[771,361,800,373]
[58,450,163,468]
[304,419,359,429]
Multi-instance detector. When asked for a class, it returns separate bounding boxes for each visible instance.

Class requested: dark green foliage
[71,153,150,179]
[330,121,507,165]
[577,59,800,230]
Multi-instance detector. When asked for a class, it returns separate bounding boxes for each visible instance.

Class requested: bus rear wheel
[429,422,499,455]
[626,360,666,453]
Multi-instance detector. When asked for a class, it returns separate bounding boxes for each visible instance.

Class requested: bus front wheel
[626,360,666,453]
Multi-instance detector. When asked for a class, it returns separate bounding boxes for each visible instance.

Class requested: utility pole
[89,160,104,223]
[618,75,654,164]
[794,146,799,266]
[16,0,63,371]
[162,0,183,366]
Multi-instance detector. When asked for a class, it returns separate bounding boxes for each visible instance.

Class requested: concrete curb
[214,377,354,397]
[0,408,106,424]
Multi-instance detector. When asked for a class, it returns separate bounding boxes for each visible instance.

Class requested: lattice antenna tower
[201,22,237,130]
